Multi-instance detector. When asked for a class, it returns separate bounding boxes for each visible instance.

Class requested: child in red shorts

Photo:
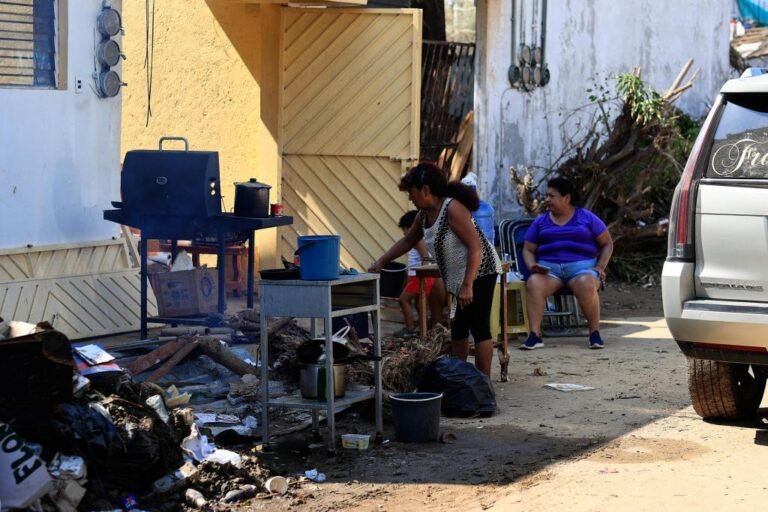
[395,211,445,337]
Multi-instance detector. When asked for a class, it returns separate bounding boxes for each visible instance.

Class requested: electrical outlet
[75,76,83,94]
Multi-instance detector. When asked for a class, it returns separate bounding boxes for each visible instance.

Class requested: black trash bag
[50,403,125,458]
[417,356,496,417]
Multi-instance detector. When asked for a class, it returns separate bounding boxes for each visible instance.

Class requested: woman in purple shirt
[520,177,614,350]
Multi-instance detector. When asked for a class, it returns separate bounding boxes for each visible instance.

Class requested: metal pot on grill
[234,178,271,218]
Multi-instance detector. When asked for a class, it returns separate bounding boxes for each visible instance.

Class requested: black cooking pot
[234,178,271,218]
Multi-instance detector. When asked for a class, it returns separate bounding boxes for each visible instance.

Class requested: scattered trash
[74,344,115,365]
[121,493,140,509]
[185,488,208,508]
[544,383,596,392]
[304,469,327,482]
[72,374,91,397]
[145,395,170,423]
[439,432,457,444]
[265,475,289,495]
[341,434,370,450]
[48,454,87,481]
[49,478,87,511]
[152,462,198,495]
[181,424,242,467]
[532,367,548,377]
[223,484,257,502]
[0,423,54,510]
[171,251,194,271]
[164,385,192,408]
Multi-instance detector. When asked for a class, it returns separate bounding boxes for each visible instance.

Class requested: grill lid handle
[158,136,190,151]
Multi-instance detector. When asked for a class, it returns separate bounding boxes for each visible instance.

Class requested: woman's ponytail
[399,162,480,211]
[444,182,480,212]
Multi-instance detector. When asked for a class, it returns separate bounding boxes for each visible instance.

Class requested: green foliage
[616,72,666,125]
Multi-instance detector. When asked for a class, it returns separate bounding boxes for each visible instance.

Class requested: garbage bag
[417,356,496,417]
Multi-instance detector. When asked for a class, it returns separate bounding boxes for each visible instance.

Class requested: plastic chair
[497,218,586,337]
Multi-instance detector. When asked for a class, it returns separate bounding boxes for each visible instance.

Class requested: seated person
[394,210,446,338]
[520,177,613,350]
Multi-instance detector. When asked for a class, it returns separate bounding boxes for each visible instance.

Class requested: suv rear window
[708,94,768,178]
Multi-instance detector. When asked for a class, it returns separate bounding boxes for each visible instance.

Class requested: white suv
[663,68,768,420]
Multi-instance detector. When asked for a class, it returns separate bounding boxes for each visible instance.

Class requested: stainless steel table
[259,273,383,455]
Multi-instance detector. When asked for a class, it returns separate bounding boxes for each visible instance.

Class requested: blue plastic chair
[498,218,585,337]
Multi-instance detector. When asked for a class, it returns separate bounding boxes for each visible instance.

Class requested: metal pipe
[541,0,548,63]
[510,0,516,66]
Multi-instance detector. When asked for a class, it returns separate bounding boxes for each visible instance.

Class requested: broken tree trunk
[196,336,258,376]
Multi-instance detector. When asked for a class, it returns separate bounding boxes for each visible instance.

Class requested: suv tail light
[667,96,723,260]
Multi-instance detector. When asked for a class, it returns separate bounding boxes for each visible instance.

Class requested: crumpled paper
[181,425,241,467]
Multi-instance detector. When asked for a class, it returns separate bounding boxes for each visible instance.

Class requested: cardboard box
[154,268,219,317]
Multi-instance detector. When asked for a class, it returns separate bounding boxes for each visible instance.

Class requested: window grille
[0,0,56,88]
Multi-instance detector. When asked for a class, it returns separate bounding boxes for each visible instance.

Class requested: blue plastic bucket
[296,235,341,280]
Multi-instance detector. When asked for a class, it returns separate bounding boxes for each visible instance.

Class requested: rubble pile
[0,319,308,511]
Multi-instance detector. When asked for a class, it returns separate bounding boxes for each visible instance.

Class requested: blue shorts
[537,258,598,283]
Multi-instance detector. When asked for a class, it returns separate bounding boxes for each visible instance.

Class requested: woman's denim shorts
[537,258,598,283]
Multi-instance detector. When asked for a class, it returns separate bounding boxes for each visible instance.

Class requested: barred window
[0,0,57,88]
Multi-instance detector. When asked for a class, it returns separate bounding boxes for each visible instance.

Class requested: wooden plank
[146,341,200,383]
[447,110,474,182]
[121,225,141,268]
[127,339,186,375]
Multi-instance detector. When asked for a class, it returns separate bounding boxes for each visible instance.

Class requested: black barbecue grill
[104,137,292,337]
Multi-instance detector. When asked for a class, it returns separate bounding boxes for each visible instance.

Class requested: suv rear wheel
[687,359,766,420]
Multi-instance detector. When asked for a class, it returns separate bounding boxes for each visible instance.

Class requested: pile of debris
[0,318,313,511]
[0,308,457,509]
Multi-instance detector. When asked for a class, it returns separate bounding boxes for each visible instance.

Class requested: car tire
[688,359,766,420]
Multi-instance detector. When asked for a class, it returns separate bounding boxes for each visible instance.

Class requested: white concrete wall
[0,1,122,249]
[475,0,731,219]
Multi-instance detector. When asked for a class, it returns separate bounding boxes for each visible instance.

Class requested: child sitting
[394,211,445,338]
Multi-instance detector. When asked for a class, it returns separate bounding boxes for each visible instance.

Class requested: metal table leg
[311,411,321,442]
[140,235,148,339]
[372,309,383,442]
[247,232,255,309]
[217,231,226,314]
[260,307,270,449]
[325,312,337,456]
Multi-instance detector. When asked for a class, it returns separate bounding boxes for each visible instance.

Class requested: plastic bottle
[185,489,207,509]
[473,200,496,245]
[461,173,495,245]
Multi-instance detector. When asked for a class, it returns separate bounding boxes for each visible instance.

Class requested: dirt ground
[226,281,754,511]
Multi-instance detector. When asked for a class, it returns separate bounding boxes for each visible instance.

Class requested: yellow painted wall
[121,0,281,265]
